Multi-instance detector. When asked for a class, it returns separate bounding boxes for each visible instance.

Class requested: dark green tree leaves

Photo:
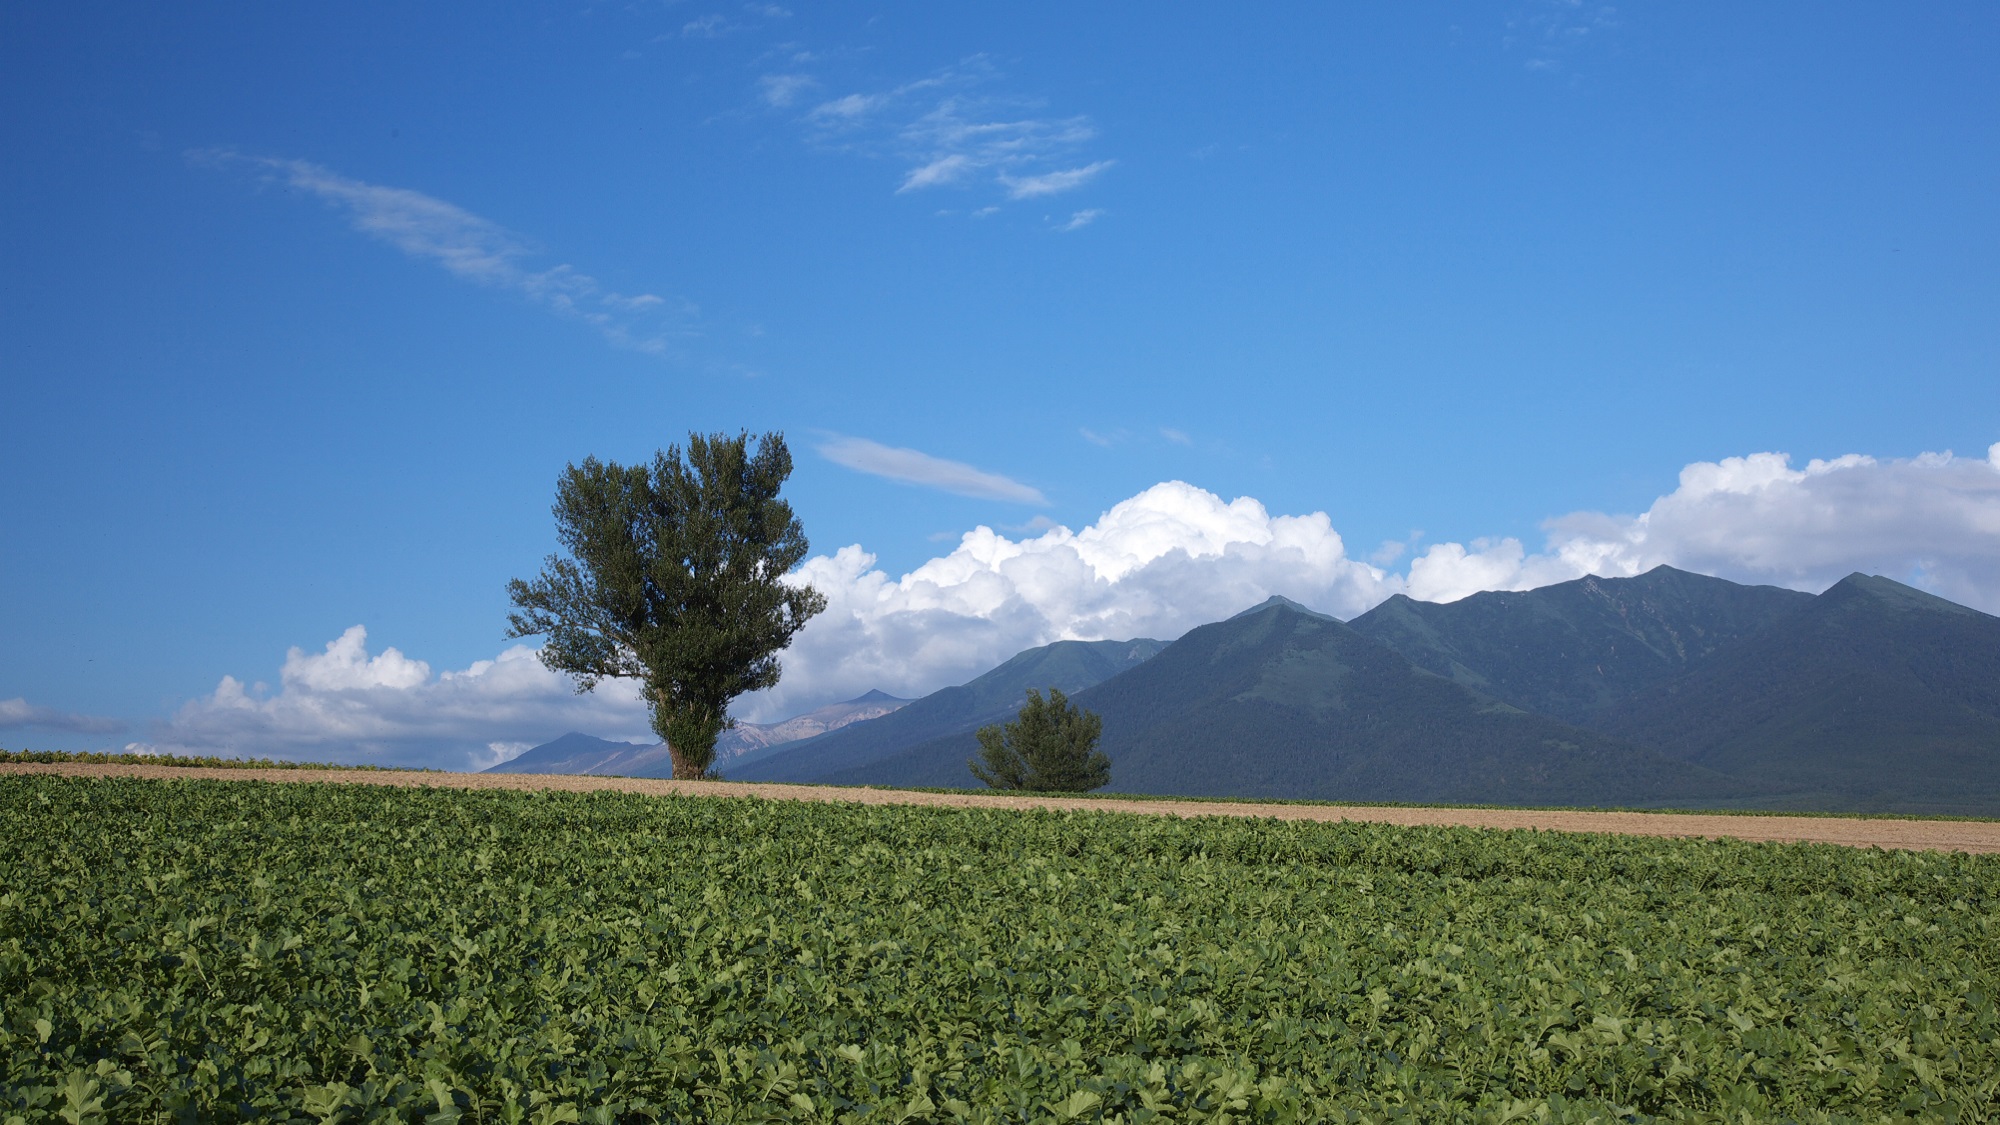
[970,687,1109,792]
[506,432,826,779]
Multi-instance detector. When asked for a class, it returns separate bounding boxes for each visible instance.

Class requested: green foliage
[507,431,827,779]
[970,688,1109,792]
[5,777,1999,1122]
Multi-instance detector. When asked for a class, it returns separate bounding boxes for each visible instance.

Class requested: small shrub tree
[969,687,1110,792]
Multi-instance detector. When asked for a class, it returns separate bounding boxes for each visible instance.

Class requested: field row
[5,775,1998,1122]
[12,761,2000,854]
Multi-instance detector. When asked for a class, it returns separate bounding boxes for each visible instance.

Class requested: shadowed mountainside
[1592,573,2000,814]
[1347,566,1813,724]
[725,638,1165,782]
[813,600,1744,807]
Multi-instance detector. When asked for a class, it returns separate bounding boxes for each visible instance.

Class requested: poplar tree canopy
[506,431,827,779]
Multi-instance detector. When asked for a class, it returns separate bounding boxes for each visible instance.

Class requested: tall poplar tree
[506,431,827,779]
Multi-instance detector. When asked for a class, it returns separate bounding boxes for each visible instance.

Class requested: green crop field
[4,777,1997,1123]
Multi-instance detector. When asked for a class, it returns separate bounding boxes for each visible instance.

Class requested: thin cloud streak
[808,92,888,122]
[899,154,975,192]
[1003,161,1114,199]
[1061,208,1105,231]
[190,149,694,357]
[758,73,816,107]
[0,697,126,735]
[765,54,1110,209]
[681,14,740,39]
[1506,0,1621,72]
[817,435,1049,504]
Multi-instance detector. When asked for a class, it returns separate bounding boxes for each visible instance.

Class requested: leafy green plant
[3,775,1996,1122]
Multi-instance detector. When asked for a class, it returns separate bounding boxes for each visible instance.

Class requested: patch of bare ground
[6,761,1998,854]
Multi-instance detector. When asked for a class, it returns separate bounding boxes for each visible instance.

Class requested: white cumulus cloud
[747,445,2000,718]
[740,482,1394,721]
[146,444,2000,766]
[1402,446,2000,607]
[150,626,653,771]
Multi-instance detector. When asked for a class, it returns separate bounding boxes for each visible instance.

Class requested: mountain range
[1587,575,2000,812]
[487,689,910,778]
[726,638,1166,781]
[713,567,2000,815]
[495,566,2000,814]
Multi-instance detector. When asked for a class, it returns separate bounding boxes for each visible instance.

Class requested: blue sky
[4,3,1998,766]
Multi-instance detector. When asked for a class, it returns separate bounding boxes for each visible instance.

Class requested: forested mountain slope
[727,637,1165,782]
[1593,573,2000,814]
[817,600,1741,806]
[1348,566,1812,723]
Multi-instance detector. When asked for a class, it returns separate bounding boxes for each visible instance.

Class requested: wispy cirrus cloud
[1004,161,1114,200]
[806,91,892,122]
[817,435,1049,504]
[899,153,975,192]
[1060,208,1106,232]
[758,73,816,107]
[751,53,1110,214]
[681,14,743,39]
[191,150,695,357]
[0,697,126,735]
[654,8,1112,219]
[1505,0,1621,72]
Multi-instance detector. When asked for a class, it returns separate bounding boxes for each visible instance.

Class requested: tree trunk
[652,684,716,780]
[667,743,703,780]
[656,687,709,779]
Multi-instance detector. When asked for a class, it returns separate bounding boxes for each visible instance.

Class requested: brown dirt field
[8,761,2000,854]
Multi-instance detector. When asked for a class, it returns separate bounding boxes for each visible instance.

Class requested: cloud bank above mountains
[149,628,656,770]
[128,445,2000,769]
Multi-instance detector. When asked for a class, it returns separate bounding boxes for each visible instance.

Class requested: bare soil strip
[8,762,1999,854]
